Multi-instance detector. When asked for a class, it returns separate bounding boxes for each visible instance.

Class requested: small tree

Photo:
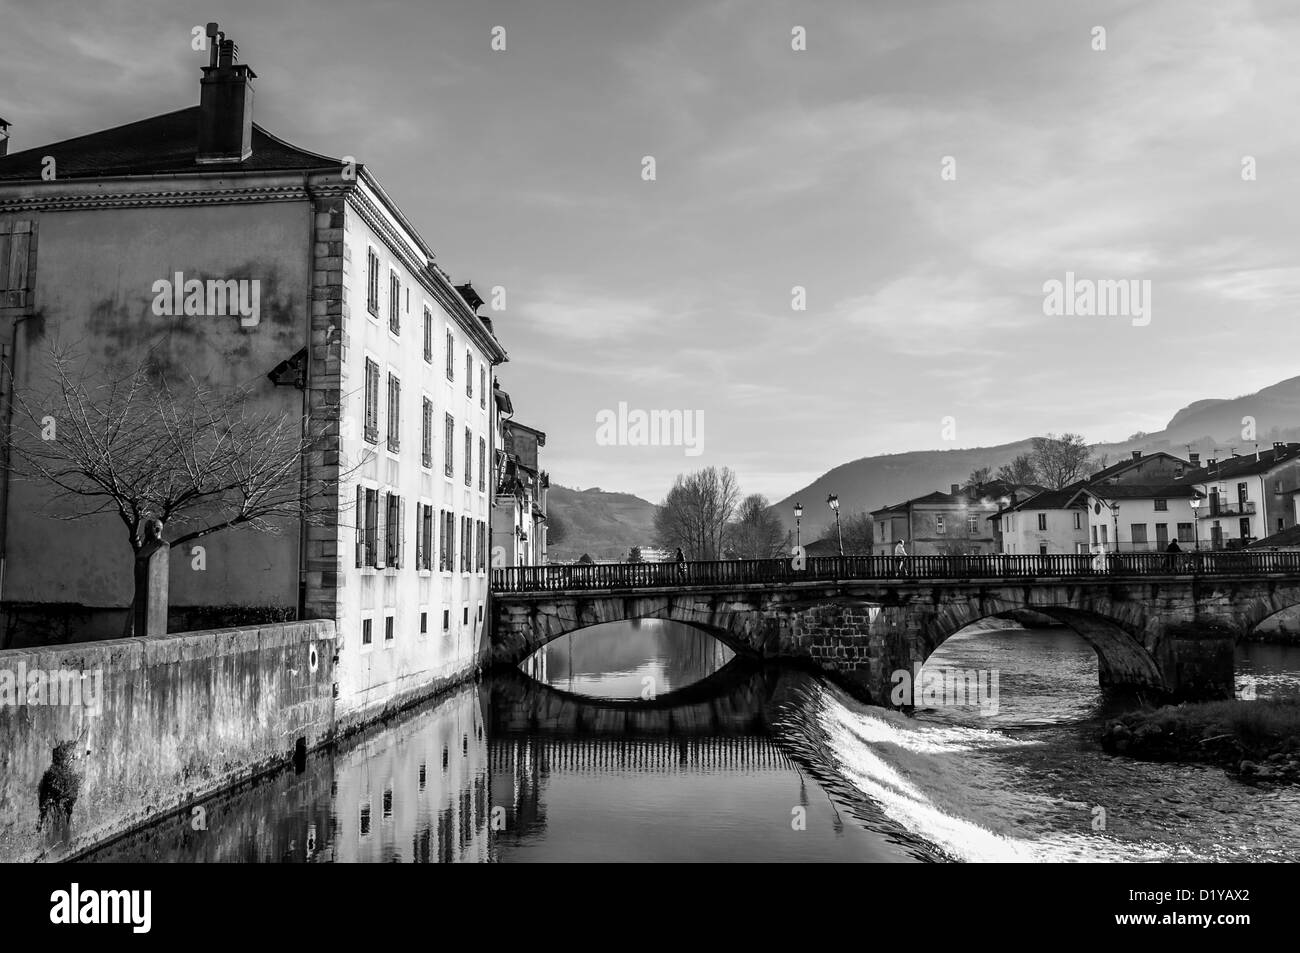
[966,466,993,488]
[1030,432,1092,489]
[627,545,643,563]
[840,512,875,555]
[653,466,740,559]
[996,453,1038,485]
[7,347,354,636]
[726,493,786,559]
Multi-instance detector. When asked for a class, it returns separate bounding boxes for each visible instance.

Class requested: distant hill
[546,484,659,562]
[771,376,1300,535]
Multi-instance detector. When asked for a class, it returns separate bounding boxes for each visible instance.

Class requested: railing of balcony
[492,550,1300,593]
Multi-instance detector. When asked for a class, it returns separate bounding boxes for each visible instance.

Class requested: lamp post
[1190,496,1202,551]
[827,494,843,556]
[794,502,803,548]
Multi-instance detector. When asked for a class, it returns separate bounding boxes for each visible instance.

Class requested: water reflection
[79,649,933,863]
[522,619,735,700]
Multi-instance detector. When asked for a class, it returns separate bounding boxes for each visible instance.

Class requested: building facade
[871,481,1039,556]
[0,33,508,723]
[490,416,548,568]
[995,484,1089,554]
[1181,443,1300,549]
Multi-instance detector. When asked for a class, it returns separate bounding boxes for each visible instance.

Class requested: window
[362,618,373,646]
[461,516,471,572]
[357,488,378,567]
[421,398,433,468]
[1155,523,1168,546]
[419,504,434,571]
[420,612,428,635]
[386,373,401,451]
[423,308,433,363]
[479,366,486,409]
[1240,517,1252,539]
[1276,480,1284,494]
[1177,522,1194,543]
[442,609,450,632]
[440,510,455,571]
[384,616,394,643]
[1037,513,1047,531]
[464,427,473,486]
[966,516,977,535]
[1280,518,1286,532]
[1039,544,1048,555]
[1100,524,1109,544]
[385,493,404,567]
[364,359,380,444]
[1074,512,1082,530]
[444,414,455,477]
[366,249,379,316]
[1238,483,1249,507]
[1131,524,1148,545]
[478,437,486,492]
[935,516,946,535]
[463,606,469,625]
[466,350,473,398]
[389,270,401,334]
[1153,499,1168,512]
[445,330,455,380]
[477,520,487,571]
[1091,526,1098,545]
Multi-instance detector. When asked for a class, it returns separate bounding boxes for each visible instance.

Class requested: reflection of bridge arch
[489,736,793,775]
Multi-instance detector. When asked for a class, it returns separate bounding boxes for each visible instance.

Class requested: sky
[3,0,1299,503]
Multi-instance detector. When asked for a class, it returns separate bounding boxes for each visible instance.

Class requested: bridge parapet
[492,552,1300,594]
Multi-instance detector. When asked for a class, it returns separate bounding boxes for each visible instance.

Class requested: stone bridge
[489,553,1300,705]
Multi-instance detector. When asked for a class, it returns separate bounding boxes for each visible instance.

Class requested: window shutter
[355,485,365,568]
[398,496,406,568]
[376,491,388,569]
[415,503,424,569]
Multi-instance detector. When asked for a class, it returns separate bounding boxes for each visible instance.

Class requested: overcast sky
[3,0,1299,503]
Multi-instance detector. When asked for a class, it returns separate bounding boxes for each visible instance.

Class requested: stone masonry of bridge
[490,574,1300,705]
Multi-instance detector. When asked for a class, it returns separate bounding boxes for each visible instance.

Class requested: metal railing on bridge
[491,550,1300,594]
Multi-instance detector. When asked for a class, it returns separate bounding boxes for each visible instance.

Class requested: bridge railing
[491,550,1300,593]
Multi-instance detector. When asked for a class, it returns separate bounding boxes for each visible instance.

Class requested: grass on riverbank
[1101,697,1300,783]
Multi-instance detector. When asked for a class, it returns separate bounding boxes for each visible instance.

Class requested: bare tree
[653,466,740,559]
[6,347,354,635]
[727,493,787,558]
[545,511,569,547]
[966,466,993,488]
[1030,432,1092,489]
[996,453,1038,485]
[840,512,875,555]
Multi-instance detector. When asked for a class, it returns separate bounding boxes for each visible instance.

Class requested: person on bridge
[1165,537,1182,571]
[676,547,687,578]
[894,538,908,575]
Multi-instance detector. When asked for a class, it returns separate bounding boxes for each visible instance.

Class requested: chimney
[197,24,256,164]
[1131,450,1142,460]
[1189,451,1200,466]
[0,117,10,157]
[950,483,960,495]
[1207,458,1218,469]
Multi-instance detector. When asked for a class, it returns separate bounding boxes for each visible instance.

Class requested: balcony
[1198,501,1256,518]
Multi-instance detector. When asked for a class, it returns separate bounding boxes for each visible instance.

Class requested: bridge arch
[920,604,1165,692]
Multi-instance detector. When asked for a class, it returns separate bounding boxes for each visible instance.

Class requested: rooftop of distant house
[1177,442,1300,483]
[871,480,1044,516]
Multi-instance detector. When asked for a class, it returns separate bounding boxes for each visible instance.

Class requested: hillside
[771,376,1300,534]
[545,484,659,562]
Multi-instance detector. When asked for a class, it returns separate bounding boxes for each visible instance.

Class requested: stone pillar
[133,518,169,637]
[1157,620,1235,701]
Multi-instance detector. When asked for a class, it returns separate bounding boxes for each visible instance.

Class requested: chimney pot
[950,483,960,495]
[1189,451,1200,466]
[1131,450,1142,460]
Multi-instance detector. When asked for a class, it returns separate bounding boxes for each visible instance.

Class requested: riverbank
[1100,698,1300,784]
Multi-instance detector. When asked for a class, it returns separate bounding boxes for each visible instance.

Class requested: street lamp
[827,494,843,556]
[1190,496,1202,551]
[794,502,803,548]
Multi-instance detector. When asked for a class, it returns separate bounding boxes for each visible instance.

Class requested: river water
[80,619,1300,863]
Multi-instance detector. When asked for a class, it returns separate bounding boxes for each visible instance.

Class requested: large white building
[996,485,1089,554]
[1180,442,1300,549]
[0,30,509,725]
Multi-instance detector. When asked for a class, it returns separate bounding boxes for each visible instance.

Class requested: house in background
[1177,442,1300,550]
[994,482,1089,554]
[871,481,1041,556]
[1073,483,1201,553]
[491,414,548,567]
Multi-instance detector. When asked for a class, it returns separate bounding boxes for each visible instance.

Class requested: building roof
[1246,525,1300,550]
[802,537,841,556]
[870,481,1041,517]
[1002,481,1089,512]
[1078,482,1202,502]
[0,106,340,180]
[1178,443,1300,483]
[1087,450,1189,483]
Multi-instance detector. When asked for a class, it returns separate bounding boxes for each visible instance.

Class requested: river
[79,619,1300,863]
